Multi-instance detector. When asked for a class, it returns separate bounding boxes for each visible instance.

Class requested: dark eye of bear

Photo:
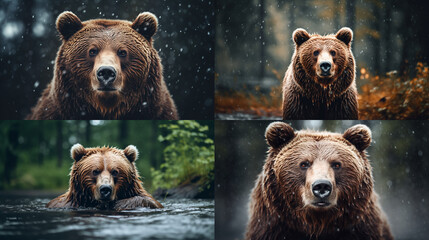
[332,162,341,170]
[117,49,127,58]
[313,50,319,56]
[111,169,119,177]
[300,161,311,170]
[330,50,336,56]
[92,169,100,175]
[89,48,98,57]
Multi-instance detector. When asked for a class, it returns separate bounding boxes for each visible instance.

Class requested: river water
[0,192,214,240]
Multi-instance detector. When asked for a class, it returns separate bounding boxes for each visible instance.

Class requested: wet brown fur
[27,11,178,120]
[245,122,393,240]
[282,28,358,120]
[47,145,163,210]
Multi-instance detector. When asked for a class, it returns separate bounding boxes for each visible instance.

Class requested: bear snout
[99,184,113,200]
[97,66,117,90]
[312,179,332,199]
[319,62,331,76]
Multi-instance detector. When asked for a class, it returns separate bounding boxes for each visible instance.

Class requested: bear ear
[293,28,310,46]
[71,143,87,162]
[123,145,139,163]
[131,12,158,40]
[265,122,296,149]
[336,27,353,47]
[56,11,83,40]
[343,124,372,152]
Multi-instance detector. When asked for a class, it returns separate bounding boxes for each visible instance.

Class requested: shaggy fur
[27,11,178,120]
[282,28,358,120]
[245,122,393,240]
[47,144,163,210]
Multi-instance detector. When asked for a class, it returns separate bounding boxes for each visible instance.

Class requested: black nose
[97,66,116,86]
[320,62,331,73]
[99,185,112,199]
[312,180,332,199]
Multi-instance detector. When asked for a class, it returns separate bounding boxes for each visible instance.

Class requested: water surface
[0,192,214,240]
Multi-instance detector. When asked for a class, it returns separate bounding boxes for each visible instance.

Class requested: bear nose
[312,180,332,199]
[97,66,117,86]
[99,185,112,199]
[320,62,331,73]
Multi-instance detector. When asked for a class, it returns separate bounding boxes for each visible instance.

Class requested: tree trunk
[119,121,128,145]
[37,121,44,165]
[346,0,356,30]
[259,0,266,81]
[56,121,63,167]
[334,0,341,30]
[399,3,412,76]
[373,2,381,75]
[4,123,19,185]
[85,120,91,145]
[383,2,392,72]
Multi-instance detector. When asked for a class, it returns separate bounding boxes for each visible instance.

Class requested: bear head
[55,11,160,116]
[69,143,141,207]
[292,27,354,88]
[263,122,373,234]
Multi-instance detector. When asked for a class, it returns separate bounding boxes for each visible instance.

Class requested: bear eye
[332,162,341,170]
[92,169,101,175]
[300,161,311,170]
[89,48,98,57]
[330,50,336,56]
[111,169,119,177]
[117,49,127,57]
[313,50,319,56]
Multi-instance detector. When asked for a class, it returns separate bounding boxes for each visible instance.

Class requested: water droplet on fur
[62,70,67,75]
[34,81,39,88]
[142,102,148,107]
[149,87,154,92]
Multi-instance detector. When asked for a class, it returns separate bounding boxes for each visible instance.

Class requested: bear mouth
[315,77,335,86]
[97,87,118,92]
[320,72,331,77]
[312,201,331,207]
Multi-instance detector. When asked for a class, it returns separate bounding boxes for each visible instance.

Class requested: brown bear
[27,11,178,120]
[245,122,393,240]
[282,28,358,120]
[47,144,163,210]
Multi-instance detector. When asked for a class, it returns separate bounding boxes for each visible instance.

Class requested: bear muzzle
[311,179,333,207]
[99,184,113,200]
[97,66,117,91]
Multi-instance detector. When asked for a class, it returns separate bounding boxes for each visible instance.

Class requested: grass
[4,161,71,191]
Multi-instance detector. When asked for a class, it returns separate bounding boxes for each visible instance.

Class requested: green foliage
[1,160,70,190]
[151,121,214,191]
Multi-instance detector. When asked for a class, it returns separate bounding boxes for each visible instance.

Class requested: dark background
[215,0,429,119]
[215,121,429,240]
[0,0,214,120]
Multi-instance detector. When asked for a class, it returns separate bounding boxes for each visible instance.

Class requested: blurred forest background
[0,0,214,120]
[0,120,214,198]
[215,0,429,119]
[216,121,429,240]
